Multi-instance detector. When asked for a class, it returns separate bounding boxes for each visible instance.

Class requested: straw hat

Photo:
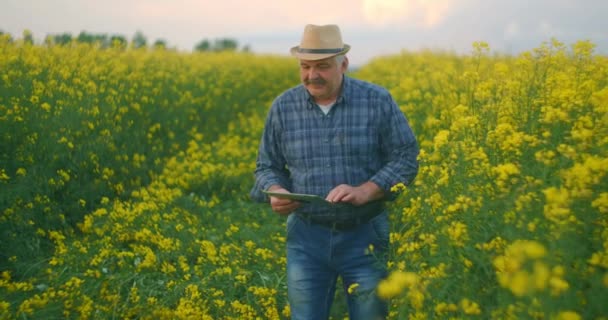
[290,24,351,60]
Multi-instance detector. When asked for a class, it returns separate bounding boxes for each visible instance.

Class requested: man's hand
[267,185,301,216]
[325,181,384,206]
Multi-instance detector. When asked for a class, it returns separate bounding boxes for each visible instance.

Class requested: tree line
[0,29,249,52]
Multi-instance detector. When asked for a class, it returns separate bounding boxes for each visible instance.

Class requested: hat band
[297,47,344,54]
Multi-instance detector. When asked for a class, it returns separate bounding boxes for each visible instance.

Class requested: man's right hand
[267,186,301,216]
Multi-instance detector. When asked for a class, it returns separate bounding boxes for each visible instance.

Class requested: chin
[307,87,326,96]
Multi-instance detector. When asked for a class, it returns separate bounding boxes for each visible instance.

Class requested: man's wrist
[360,181,385,201]
[267,185,284,192]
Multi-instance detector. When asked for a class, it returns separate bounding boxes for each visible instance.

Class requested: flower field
[1,35,607,319]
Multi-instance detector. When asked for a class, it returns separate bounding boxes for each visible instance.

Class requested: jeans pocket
[286,214,300,240]
[370,211,390,246]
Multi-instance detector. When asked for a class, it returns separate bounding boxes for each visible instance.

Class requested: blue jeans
[286,211,389,320]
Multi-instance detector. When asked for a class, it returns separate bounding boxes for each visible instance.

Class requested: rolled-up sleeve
[249,102,292,202]
[369,93,419,199]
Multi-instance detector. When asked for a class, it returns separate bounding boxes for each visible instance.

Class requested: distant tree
[213,38,238,52]
[0,30,13,42]
[96,34,111,48]
[75,31,130,48]
[131,30,147,49]
[242,44,251,53]
[153,39,167,50]
[195,37,240,52]
[23,29,34,45]
[110,34,127,49]
[75,31,110,48]
[53,33,73,46]
[194,39,211,52]
[44,35,53,46]
[98,35,110,47]
[77,31,94,44]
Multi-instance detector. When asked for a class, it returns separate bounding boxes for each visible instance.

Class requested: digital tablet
[262,190,331,204]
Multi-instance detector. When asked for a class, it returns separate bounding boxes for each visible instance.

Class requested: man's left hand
[325,181,384,206]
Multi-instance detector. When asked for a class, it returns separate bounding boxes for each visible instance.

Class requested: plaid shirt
[250,75,419,220]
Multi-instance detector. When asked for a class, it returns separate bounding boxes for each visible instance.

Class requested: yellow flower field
[1,35,606,319]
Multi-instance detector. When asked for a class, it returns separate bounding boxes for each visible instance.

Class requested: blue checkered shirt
[250,75,419,221]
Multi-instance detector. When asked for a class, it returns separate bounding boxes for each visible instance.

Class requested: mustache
[305,78,326,85]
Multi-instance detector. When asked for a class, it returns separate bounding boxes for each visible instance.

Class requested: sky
[2,0,607,66]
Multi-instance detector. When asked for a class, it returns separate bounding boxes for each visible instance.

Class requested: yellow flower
[390,182,407,193]
[16,168,27,176]
[282,304,291,318]
[365,243,375,255]
[460,298,481,315]
[0,169,9,181]
[446,221,468,246]
[549,276,569,296]
[377,271,419,299]
[532,262,550,290]
[543,187,571,222]
[492,163,520,191]
[433,130,450,150]
[434,302,458,315]
[493,240,548,296]
[555,311,581,320]
[509,271,530,297]
[161,261,176,274]
[347,283,359,295]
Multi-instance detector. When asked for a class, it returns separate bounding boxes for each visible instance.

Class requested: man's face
[299,56,347,102]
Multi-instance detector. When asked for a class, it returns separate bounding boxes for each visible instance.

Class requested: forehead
[299,57,335,67]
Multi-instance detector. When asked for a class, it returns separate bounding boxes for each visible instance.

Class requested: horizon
[2,0,607,66]
[1,27,604,70]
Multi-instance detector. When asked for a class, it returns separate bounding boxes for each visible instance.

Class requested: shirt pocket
[282,129,311,168]
[342,126,379,163]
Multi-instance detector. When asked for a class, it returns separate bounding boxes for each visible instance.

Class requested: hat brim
[290,44,350,60]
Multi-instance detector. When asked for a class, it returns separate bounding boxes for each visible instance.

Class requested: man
[250,24,419,320]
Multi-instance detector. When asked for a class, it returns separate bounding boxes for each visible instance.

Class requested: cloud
[537,20,555,37]
[129,0,363,36]
[361,0,455,28]
[504,21,519,39]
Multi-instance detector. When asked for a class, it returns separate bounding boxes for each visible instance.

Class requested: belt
[296,210,382,231]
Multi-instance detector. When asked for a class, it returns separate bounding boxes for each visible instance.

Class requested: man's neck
[315,97,337,106]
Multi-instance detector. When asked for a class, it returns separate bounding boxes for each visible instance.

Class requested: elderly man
[250,24,419,320]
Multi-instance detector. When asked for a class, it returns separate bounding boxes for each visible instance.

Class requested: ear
[342,56,349,72]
